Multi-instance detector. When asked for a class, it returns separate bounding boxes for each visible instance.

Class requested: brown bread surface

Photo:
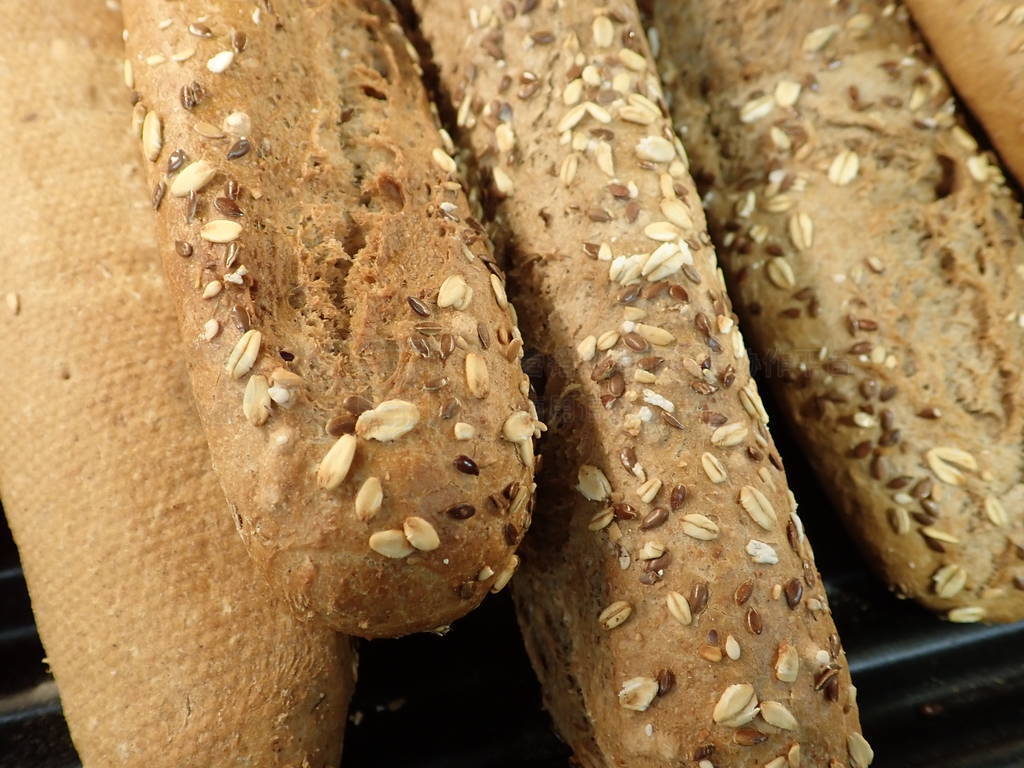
[122,0,539,636]
[413,1,871,765]
[653,0,1024,622]
[0,2,353,764]
[906,0,1024,186]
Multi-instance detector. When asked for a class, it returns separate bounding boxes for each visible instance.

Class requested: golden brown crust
[906,0,1024,187]
[653,0,1024,623]
[121,0,538,636]
[0,2,353,765]
[414,0,868,765]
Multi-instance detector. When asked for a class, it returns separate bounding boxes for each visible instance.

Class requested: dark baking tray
[3,404,1024,768]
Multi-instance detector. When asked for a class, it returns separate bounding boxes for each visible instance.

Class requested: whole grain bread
[905,0,1024,187]
[0,1,353,764]
[413,1,870,765]
[653,0,1024,622]
[121,0,539,636]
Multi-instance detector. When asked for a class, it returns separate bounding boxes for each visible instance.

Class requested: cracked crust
[121,0,538,636]
[654,0,1024,622]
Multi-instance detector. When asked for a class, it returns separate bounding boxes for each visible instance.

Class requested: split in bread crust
[122,0,540,636]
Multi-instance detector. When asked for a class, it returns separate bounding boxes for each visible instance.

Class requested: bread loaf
[0,2,353,765]
[905,0,1024,187]
[413,1,870,765]
[653,0,1024,622]
[121,0,539,636]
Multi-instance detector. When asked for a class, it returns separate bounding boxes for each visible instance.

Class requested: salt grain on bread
[654,0,1024,623]
[121,0,538,636]
[905,0,1024,188]
[414,0,870,764]
[0,2,353,763]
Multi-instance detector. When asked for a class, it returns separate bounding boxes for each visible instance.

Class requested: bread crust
[906,0,1024,187]
[414,1,869,765]
[0,2,353,764]
[121,0,538,636]
[653,0,1024,622]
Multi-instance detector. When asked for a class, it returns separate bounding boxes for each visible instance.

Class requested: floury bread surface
[0,1,353,765]
[122,0,540,636]
[653,0,1024,622]
[413,1,871,766]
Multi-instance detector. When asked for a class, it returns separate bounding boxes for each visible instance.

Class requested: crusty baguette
[0,2,353,765]
[653,0,1024,622]
[121,0,539,636]
[906,0,1024,187]
[413,1,870,765]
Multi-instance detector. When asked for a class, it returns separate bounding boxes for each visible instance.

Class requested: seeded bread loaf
[653,0,1024,623]
[121,0,539,636]
[413,1,870,765]
[905,0,1024,187]
[0,2,353,765]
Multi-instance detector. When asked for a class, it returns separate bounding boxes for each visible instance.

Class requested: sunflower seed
[712,683,758,727]
[465,353,489,398]
[828,149,860,186]
[592,14,614,47]
[202,280,223,299]
[925,446,977,485]
[666,590,692,625]
[598,600,632,630]
[774,79,802,107]
[141,111,163,161]
[725,635,741,660]
[355,400,420,441]
[740,486,777,529]
[681,514,719,540]
[635,323,675,345]
[317,434,357,490]
[242,374,271,425]
[224,329,261,378]
[775,643,799,682]
[802,24,838,52]
[437,274,473,310]
[701,452,728,483]
[635,136,675,163]
[712,422,748,447]
[355,477,383,521]
[847,732,874,768]
[577,465,612,501]
[206,50,235,73]
[760,701,798,730]
[618,677,659,711]
[502,411,534,442]
[618,47,647,71]
[490,554,519,593]
[403,517,440,551]
[200,219,242,243]
[432,147,457,173]
[170,160,216,197]
[948,605,985,623]
[490,273,509,308]
[368,529,414,559]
